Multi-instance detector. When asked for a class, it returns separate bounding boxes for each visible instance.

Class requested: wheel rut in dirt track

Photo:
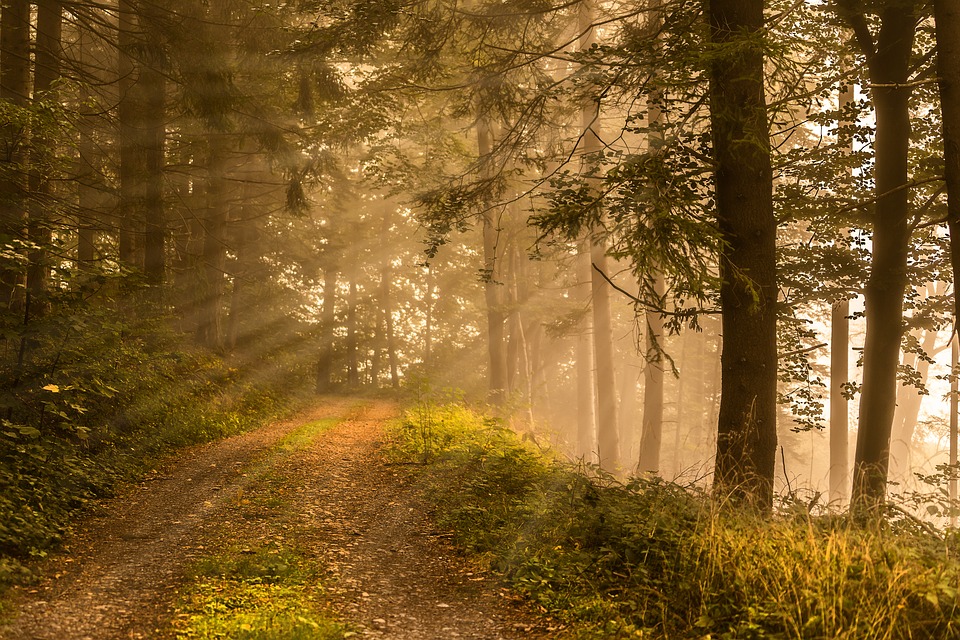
[0,397,553,640]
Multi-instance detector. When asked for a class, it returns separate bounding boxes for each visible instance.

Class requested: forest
[2,0,960,637]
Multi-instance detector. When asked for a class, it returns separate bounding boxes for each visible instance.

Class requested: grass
[389,400,960,639]
[169,406,350,639]
[172,544,347,640]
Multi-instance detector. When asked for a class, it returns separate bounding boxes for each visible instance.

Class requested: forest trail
[0,398,551,640]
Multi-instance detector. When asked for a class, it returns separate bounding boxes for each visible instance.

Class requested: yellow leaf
[42,384,60,392]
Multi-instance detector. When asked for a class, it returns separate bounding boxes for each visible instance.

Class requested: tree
[580,0,620,472]
[834,0,920,510]
[708,0,778,507]
[26,0,63,307]
[0,0,30,310]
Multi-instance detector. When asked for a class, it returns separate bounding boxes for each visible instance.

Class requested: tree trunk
[830,299,851,502]
[26,0,62,308]
[117,0,145,271]
[0,0,30,310]
[479,120,507,404]
[935,0,960,327]
[576,243,596,460]
[890,324,945,482]
[618,362,638,471]
[848,2,917,511]
[76,26,104,268]
[196,137,228,350]
[142,60,165,290]
[708,0,778,508]
[379,210,400,390]
[591,241,620,472]
[639,271,665,474]
[829,81,855,505]
[579,0,619,472]
[952,333,959,527]
[316,267,337,393]
[346,263,359,387]
[424,262,434,367]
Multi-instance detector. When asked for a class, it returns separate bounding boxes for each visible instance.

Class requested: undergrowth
[390,401,960,639]
[0,308,313,585]
[173,544,346,640]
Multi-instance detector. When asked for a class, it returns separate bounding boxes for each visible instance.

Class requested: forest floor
[0,397,555,640]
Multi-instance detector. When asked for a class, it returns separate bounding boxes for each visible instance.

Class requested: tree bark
[639,271,665,474]
[935,0,960,327]
[316,266,337,393]
[76,26,105,268]
[591,241,620,472]
[141,61,165,290]
[844,1,917,511]
[195,136,228,350]
[708,0,778,508]
[379,210,400,389]
[829,82,855,505]
[576,243,596,460]
[0,0,30,310]
[117,0,145,271]
[26,0,62,308]
[579,0,619,472]
[479,120,507,404]
[346,262,359,387]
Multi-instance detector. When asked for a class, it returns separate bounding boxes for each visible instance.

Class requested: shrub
[392,402,960,639]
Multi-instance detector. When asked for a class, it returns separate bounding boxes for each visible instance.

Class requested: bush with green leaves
[392,402,960,639]
[0,296,309,584]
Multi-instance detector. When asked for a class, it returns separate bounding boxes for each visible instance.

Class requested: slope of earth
[0,397,555,639]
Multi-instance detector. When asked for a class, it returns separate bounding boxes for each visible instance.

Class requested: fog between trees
[1,0,959,517]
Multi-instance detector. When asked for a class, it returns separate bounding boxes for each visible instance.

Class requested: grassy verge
[172,544,347,640]
[389,401,960,639]
[0,322,316,586]
[168,411,350,640]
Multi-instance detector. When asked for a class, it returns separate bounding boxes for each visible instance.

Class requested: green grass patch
[278,418,340,452]
[170,407,349,639]
[391,401,960,639]
[173,544,347,640]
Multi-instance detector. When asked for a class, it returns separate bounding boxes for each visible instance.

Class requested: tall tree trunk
[479,120,507,404]
[952,332,959,527]
[829,81,855,504]
[889,323,946,482]
[346,263,359,388]
[142,61,165,290]
[316,267,337,393]
[26,0,62,309]
[935,0,960,327]
[934,0,960,526]
[844,2,917,510]
[576,244,596,460]
[591,240,620,471]
[196,137,228,350]
[580,0,619,472]
[618,363,638,470]
[378,209,400,390]
[0,0,30,310]
[639,271,665,474]
[424,262,434,367]
[76,26,103,268]
[117,0,145,271]
[830,298,851,502]
[708,0,778,508]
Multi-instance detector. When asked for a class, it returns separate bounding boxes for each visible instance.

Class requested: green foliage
[393,402,960,639]
[174,544,347,640]
[0,298,308,585]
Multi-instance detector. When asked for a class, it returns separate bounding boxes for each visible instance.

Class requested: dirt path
[0,398,554,639]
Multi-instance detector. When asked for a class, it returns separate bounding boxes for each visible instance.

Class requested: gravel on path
[0,398,556,640]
